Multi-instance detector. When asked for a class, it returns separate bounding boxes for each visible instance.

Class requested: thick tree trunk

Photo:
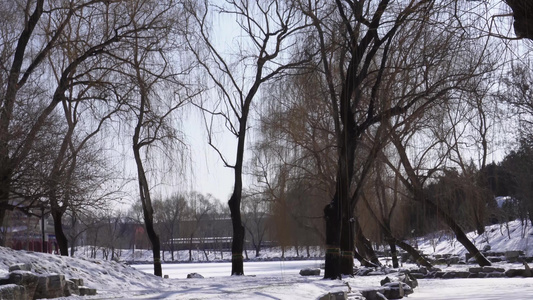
[229,193,245,275]
[51,210,69,256]
[324,199,341,279]
[340,216,354,275]
[228,91,253,276]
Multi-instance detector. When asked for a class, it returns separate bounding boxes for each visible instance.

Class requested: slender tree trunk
[189,236,193,261]
[392,133,490,267]
[133,144,162,276]
[354,218,381,267]
[353,249,376,267]
[425,200,490,266]
[388,241,399,268]
[228,92,254,275]
[390,236,433,269]
[171,242,175,261]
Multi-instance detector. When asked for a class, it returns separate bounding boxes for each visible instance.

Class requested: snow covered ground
[1,219,533,299]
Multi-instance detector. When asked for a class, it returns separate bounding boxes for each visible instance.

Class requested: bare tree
[242,193,269,257]
[182,192,212,261]
[0,0,178,245]
[153,194,188,261]
[184,0,310,275]
[298,0,455,278]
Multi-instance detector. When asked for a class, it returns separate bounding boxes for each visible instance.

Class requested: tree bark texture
[339,215,354,275]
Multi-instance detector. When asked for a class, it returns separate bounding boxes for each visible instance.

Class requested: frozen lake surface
[132,260,533,299]
[132,260,324,278]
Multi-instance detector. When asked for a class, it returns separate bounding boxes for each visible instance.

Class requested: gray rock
[399,273,418,288]
[432,271,445,278]
[482,266,505,273]
[299,268,321,276]
[317,291,346,300]
[455,271,470,278]
[368,271,386,276]
[487,272,505,278]
[346,291,365,300]
[361,288,386,300]
[374,292,387,300]
[0,284,27,300]
[70,278,84,287]
[380,276,391,286]
[34,274,66,299]
[8,264,32,272]
[47,274,66,298]
[505,250,524,261]
[34,275,49,299]
[447,256,460,265]
[505,269,527,277]
[187,273,204,279]
[63,279,80,296]
[442,272,457,279]
[469,267,482,273]
[435,258,447,265]
[79,286,97,296]
[8,271,38,300]
[488,257,504,263]
[382,282,413,299]
[409,272,425,279]
[356,268,373,276]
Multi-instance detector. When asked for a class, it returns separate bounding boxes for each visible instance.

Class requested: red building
[2,208,58,254]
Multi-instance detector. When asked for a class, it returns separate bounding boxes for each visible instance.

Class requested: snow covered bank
[417,219,533,257]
